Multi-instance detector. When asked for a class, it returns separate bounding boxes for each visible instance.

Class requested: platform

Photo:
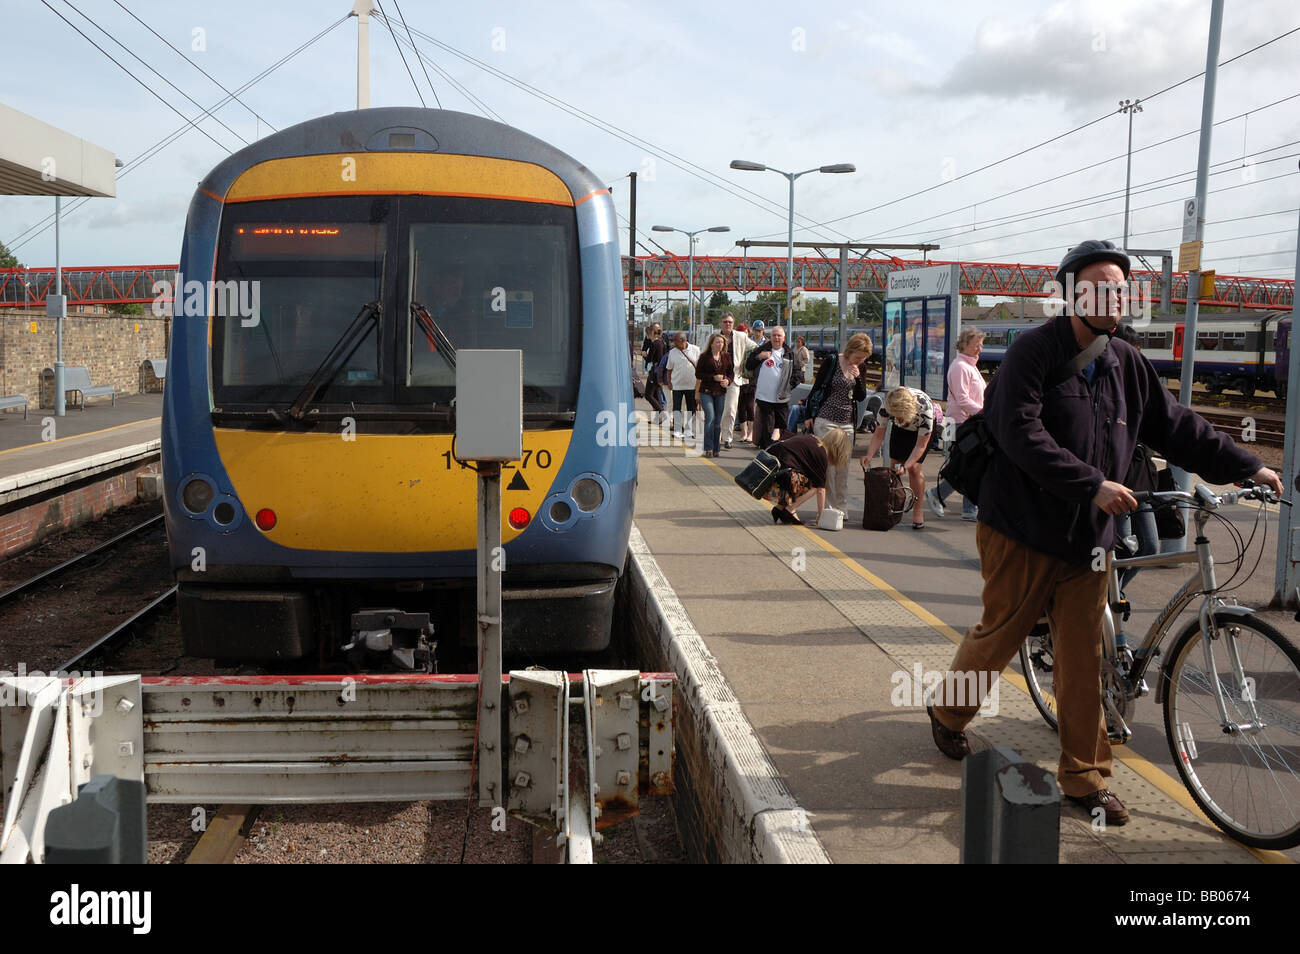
[631,404,1294,864]
[0,392,162,483]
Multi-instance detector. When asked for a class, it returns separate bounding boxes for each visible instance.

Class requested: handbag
[861,465,915,531]
[817,507,844,531]
[1153,467,1187,539]
[734,449,785,499]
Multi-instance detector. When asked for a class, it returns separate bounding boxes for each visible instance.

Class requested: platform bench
[0,395,27,419]
[140,359,167,393]
[43,366,116,410]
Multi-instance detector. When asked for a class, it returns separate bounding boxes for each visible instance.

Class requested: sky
[2,0,1299,289]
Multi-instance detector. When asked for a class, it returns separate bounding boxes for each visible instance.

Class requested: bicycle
[1018,482,1300,850]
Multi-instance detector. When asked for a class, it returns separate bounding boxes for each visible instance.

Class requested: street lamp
[651,224,730,340]
[1119,98,1144,250]
[730,159,855,335]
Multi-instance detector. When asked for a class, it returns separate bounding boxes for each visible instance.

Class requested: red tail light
[508,507,530,529]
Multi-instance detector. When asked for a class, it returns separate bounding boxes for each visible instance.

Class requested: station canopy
[0,102,116,197]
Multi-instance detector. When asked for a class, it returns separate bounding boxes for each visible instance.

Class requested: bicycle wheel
[1019,619,1059,732]
[1162,613,1300,850]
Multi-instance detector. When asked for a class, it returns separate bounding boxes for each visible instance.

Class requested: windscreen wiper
[288,299,380,421]
[410,301,457,371]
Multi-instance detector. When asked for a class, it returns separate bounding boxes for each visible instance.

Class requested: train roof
[193,107,605,204]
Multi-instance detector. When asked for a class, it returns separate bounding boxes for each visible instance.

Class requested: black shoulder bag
[938,335,1109,506]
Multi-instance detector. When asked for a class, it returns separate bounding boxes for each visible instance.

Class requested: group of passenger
[642,314,991,527]
[642,315,817,455]
[641,238,1285,831]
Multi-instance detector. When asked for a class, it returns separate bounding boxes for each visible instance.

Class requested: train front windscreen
[211,195,581,424]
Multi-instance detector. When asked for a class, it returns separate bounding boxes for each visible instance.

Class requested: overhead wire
[385,17,851,239]
[772,25,1300,239]
[868,91,1300,244]
[6,15,350,253]
[108,0,279,132]
[373,0,427,107]
[38,0,232,153]
[60,0,250,147]
[392,0,442,108]
[375,16,502,121]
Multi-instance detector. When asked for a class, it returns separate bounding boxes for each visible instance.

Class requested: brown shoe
[1066,789,1130,826]
[926,705,970,760]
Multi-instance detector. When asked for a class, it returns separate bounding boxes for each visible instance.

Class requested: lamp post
[651,224,729,341]
[730,159,855,335]
[1119,98,1143,250]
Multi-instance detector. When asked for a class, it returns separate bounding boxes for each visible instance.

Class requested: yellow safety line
[691,449,1292,863]
[0,416,161,457]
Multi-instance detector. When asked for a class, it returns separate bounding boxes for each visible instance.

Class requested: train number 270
[440,449,552,470]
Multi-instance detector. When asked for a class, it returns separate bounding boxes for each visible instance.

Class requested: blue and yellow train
[163,107,635,666]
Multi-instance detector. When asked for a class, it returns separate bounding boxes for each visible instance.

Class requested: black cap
[1055,239,1131,287]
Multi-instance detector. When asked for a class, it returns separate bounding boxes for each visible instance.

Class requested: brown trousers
[933,523,1112,798]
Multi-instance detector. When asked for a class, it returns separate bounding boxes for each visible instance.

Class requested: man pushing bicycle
[926,239,1283,826]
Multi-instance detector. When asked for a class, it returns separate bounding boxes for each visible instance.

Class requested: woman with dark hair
[696,333,732,457]
[764,429,851,525]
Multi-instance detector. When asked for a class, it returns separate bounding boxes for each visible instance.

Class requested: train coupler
[345,609,437,672]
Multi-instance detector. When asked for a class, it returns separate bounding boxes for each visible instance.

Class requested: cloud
[87,194,189,229]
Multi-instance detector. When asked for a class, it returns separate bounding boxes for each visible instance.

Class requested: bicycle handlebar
[1132,483,1282,510]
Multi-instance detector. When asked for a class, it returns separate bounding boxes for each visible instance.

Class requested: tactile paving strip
[644,439,1276,863]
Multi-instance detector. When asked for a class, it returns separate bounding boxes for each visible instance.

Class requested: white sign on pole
[886,264,954,299]
[1182,197,1199,243]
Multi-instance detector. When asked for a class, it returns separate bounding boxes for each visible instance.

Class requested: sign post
[456,350,523,807]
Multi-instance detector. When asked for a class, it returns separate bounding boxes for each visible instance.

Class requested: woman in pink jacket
[927,327,986,521]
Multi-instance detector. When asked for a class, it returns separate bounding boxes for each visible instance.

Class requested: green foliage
[707,289,730,310]
[117,302,145,316]
[0,241,22,269]
[961,294,980,306]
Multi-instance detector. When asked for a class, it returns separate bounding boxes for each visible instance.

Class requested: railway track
[0,514,164,610]
[1199,409,1285,448]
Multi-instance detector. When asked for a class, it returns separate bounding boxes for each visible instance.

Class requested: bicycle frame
[1109,499,1265,734]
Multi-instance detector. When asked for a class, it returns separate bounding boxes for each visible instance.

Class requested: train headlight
[550,500,572,523]
[508,507,531,529]
[572,478,604,513]
[182,478,214,514]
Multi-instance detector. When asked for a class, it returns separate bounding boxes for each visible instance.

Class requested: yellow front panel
[213,428,572,552]
[223,153,573,206]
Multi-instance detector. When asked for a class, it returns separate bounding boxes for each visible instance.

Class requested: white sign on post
[1182,197,1199,244]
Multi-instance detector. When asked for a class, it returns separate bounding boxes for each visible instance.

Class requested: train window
[1221,332,1247,350]
[213,202,387,402]
[1196,332,1219,350]
[401,196,580,413]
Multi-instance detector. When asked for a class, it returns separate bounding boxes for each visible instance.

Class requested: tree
[0,241,22,269]
[707,289,731,310]
[748,290,784,326]
[855,292,883,325]
[961,293,980,307]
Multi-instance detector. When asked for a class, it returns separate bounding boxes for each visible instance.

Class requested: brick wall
[0,309,170,406]
[0,460,160,560]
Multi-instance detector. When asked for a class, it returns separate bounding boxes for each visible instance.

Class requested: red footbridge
[0,256,1293,310]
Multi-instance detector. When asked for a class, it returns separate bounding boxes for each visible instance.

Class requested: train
[976,312,1292,399]
[788,311,1293,400]
[163,107,636,668]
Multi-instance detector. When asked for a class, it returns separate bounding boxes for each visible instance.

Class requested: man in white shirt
[717,314,754,450]
[665,332,701,439]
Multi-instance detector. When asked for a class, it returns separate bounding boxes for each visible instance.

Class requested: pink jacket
[945,352,985,425]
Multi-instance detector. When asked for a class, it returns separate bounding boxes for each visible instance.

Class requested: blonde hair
[818,428,851,468]
[843,332,873,362]
[885,387,917,427]
[957,326,986,350]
